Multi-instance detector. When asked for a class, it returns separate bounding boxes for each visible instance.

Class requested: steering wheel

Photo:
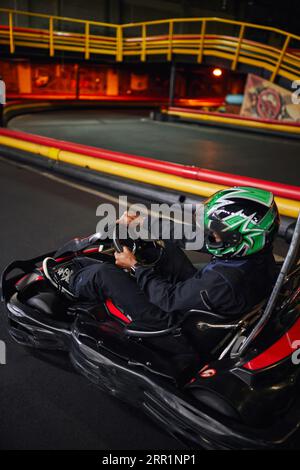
[112,225,164,267]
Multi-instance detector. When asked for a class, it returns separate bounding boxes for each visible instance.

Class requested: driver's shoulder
[198,258,250,286]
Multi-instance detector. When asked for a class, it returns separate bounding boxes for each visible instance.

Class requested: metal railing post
[231,24,245,71]
[270,34,291,82]
[85,21,90,59]
[169,62,176,107]
[197,19,206,63]
[8,12,15,54]
[116,26,123,62]
[141,23,146,61]
[49,16,54,57]
[167,20,174,61]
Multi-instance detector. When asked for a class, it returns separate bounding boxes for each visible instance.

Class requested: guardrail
[0,9,299,82]
[0,9,119,60]
[0,128,299,219]
[161,106,300,136]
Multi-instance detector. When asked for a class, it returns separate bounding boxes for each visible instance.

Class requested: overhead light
[212,68,222,77]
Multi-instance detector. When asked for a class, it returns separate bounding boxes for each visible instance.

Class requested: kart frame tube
[237,211,300,355]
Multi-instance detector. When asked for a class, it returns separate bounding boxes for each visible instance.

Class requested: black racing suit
[69,222,278,329]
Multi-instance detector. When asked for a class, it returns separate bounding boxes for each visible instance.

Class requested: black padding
[27,292,63,316]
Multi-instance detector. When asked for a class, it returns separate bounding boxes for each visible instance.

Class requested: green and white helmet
[204,186,280,258]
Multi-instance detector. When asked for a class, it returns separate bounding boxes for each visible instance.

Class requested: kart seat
[27,290,71,317]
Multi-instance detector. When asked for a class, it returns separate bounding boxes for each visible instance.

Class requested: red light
[200,368,216,378]
[212,68,222,77]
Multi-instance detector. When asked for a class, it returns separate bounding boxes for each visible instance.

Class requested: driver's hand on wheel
[117,211,144,227]
[114,246,137,270]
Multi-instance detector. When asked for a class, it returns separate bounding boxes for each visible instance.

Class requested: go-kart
[1,217,300,450]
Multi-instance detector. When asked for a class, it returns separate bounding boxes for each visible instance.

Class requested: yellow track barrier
[162,109,300,135]
[0,134,299,219]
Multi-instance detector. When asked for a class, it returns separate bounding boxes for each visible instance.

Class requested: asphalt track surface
[8,109,300,186]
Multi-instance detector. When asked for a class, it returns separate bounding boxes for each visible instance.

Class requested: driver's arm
[134,266,233,313]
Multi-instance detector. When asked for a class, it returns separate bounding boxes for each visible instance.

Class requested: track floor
[8,109,300,186]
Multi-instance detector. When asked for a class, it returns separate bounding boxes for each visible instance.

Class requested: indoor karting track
[8,108,300,186]
[0,108,298,450]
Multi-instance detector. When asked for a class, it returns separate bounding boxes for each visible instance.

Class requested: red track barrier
[0,128,199,179]
[194,168,300,201]
[0,128,299,201]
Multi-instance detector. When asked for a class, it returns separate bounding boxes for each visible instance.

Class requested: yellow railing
[0,9,119,59]
[0,8,299,82]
